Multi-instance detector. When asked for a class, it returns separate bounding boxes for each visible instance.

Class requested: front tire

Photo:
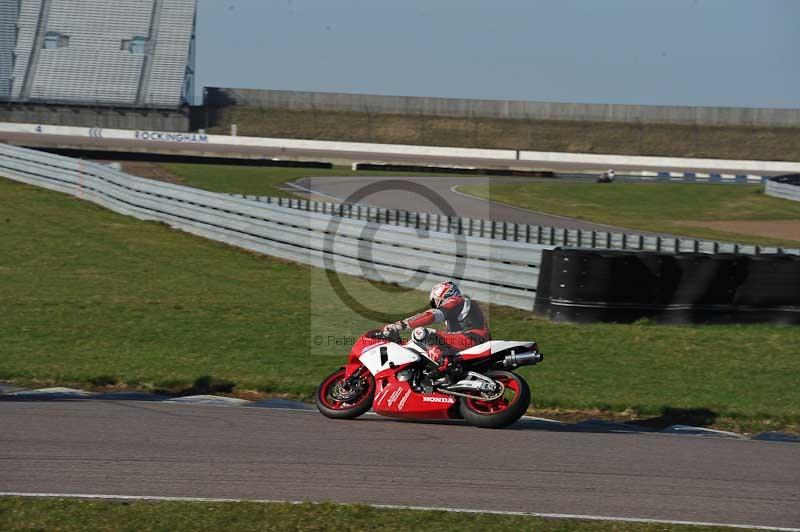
[316,368,375,420]
[459,370,530,429]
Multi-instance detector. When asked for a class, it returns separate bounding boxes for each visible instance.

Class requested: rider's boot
[423,345,466,390]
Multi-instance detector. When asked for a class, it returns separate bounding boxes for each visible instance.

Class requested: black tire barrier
[353,162,554,178]
[28,148,334,169]
[533,248,800,324]
[770,173,800,185]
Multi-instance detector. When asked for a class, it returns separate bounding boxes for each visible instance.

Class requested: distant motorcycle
[597,169,616,183]
[316,328,543,428]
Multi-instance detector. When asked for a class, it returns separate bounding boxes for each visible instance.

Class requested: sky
[194,0,800,109]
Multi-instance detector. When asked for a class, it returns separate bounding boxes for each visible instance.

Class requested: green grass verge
[0,497,742,532]
[207,106,800,162]
[459,181,800,247]
[162,163,469,198]
[1,177,799,432]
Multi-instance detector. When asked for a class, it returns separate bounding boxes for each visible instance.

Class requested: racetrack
[291,175,645,233]
[1,400,798,529]
[0,131,778,235]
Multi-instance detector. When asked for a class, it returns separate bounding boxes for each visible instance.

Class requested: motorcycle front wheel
[316,368,375,420]
[459,370,531,429]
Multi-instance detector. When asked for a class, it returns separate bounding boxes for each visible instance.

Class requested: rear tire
[459,370,530,429]
[316,368,375,420]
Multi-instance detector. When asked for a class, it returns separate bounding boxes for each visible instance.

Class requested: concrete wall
[0,103,190,131]
[205,87,800,127]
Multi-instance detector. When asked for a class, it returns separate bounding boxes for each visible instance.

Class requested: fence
[205,88,800,127]
[0,143,547,310]
[765,174,800,203]
[228,194,800,257]
[201,89,800,162]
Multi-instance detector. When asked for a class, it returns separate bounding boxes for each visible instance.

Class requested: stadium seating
[5,0,196,108]
[0,1,15,98]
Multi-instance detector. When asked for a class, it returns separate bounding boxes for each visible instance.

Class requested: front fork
[343,363,366,381]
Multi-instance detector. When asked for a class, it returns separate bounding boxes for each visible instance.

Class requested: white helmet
[429,281,461,308]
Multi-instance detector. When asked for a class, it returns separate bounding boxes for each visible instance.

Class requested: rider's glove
[382,321,406,335]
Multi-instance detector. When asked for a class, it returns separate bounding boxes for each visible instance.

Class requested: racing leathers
[390,295,490,371]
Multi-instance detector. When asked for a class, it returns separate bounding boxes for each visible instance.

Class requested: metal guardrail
[765,174,800,203]
[229,194,800,256]
[0,143,547,310]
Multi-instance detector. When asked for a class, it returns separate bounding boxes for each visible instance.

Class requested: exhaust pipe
[502,350,543,368]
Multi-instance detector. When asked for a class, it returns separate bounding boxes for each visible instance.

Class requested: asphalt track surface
[1,401,798,529]
[292,175,645,233]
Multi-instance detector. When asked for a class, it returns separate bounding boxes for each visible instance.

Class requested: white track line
[285,181,353,203]
[1,493,797,531]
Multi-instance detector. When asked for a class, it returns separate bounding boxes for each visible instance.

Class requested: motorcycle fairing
[457,340,536,361]
[359,342,421,376]
[372,375,458,420]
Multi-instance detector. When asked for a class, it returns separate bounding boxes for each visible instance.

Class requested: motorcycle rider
[382,281,490,378]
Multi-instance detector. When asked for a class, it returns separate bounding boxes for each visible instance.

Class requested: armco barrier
[228,194,800,257]
[0,143,547,311]
[533,249,800,324]
[765,174,800,202]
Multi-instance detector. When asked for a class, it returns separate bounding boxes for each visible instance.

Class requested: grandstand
[0,0,15,99]
[0,0,196,129]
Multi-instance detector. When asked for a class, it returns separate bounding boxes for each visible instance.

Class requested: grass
[162,163,470,198]
[459,181,800,247]
[205,106,800,162]
[1,177,800,433]
[0,497,745,532]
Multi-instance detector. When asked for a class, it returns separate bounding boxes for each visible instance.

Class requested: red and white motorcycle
[316,328,543,429]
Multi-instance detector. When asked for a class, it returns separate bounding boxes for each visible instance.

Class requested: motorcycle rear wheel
[459,370,530,429]
[316,368,375,420]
